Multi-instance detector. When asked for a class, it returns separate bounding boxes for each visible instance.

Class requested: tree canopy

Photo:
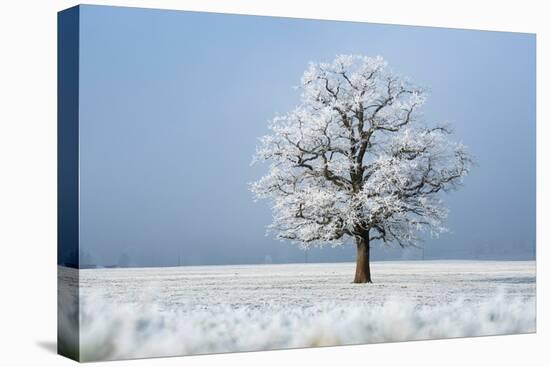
[251,55,471,250]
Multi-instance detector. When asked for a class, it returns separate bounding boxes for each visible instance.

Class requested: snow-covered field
[58,261,536,361]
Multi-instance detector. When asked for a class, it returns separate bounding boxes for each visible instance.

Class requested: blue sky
[77,5,535,266]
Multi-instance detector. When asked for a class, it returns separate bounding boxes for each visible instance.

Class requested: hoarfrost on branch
[251,55,472,250]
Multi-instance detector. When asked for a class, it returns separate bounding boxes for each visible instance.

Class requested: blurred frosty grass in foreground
[59,261,535,361]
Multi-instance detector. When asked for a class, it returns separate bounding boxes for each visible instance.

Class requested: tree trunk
[354,232,372,283]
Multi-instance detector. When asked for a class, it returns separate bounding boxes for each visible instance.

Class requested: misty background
[74,5,535,267]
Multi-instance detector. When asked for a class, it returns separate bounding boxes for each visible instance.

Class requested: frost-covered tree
[251,55,471,283]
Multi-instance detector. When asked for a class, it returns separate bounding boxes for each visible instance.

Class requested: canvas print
[57,5,536,362]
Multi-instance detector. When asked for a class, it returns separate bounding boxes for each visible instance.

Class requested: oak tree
[251,55,471,283]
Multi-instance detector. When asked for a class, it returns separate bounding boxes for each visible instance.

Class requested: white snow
[60,261,535,361]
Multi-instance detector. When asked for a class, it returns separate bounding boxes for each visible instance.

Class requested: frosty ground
[61,261,536,361]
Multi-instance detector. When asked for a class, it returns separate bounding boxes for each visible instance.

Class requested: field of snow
[59,261,536,361]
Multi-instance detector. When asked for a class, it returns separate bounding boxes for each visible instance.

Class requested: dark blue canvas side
[57,5,80,362]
